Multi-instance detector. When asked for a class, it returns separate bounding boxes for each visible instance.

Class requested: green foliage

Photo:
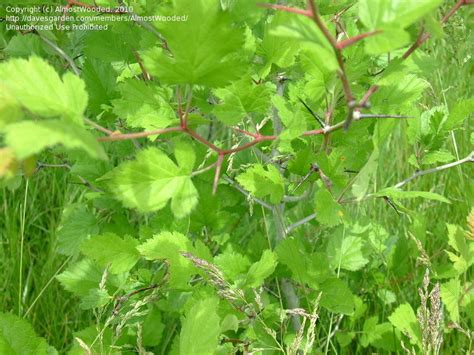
[0,56,87,123]
[236,164,284,204]
[0,313,53,354]
[327,228,369,271]
[4,120,107,161]
[213,79,274,125]
[80,233,140,274]
[179,298,221,354]
[138,231,203,288]
[56,204,99,256]
[112,80,175,131]
[359,0,443,53]
[142,0,245,86]
[101,145,198,217]
[388,303,422,346]
[244,250,277,288]
[0,0,472,353]
[314,187,345,227]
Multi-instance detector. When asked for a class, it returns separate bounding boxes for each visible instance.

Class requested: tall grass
[0,166,92,350]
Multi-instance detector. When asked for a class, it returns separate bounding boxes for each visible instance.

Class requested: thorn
[212,154,225,195]
[343,110,354,131]
[297,97,325,128]
[382,196,401,217]
[359,114,413,119]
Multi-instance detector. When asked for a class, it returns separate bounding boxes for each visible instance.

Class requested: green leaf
[444,98,474,131]
[276,237,309,283]
[352,151,378,200]
[244,250,277,288]
[421,150,455,165]
[79,289,110,310]
[0,56,88,123]
[214,249,251,282]
[371,62,429,112]
[445,224,474,273]
[359,0,443,54]
[270,15,338,72]
[101,145,198,218]
[84,29,133,62]
[142,308,165,347]
[377,289,397,305]
[56,204,99,256]
[314,188,344,227]
[220,314,239,333]
[375,188,451,204]
[376,0,442,28]
[272,95,307,152]
[5,34,45,58]
[327,230,369,271]
[180,298,220,355]
[258,12,300,76]
[236,164,284,204]
[360,317,397,351]
[57,259,103,297]
[142,0,244,87]
[112,80,176,131]
[3,120,107,161]
[0,84,23,130]
[82,58,118,114]
[319,278,355,315]
[80,233,140,274]
[0,313,52,355]
[440,278,460,322]
[137,231,195,288]
[213,79,274,125]
[68,326,117,355]
[388,303,422,346]
[57,259,124,297]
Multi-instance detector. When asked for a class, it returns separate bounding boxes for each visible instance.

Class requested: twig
[394,152,473,188]
[222,175,273,210]
[183,85,194,127]
[97,126,183,142]
[36,162,103,192]
[94,110,404,151]
[132,51,151,81]
[402,0,473,59]
[84,118,115,135]
[283,187,313,203]
[357,85,378,109]
[37,33,80,76]
[113,264,169,315]
[190,162,217,177]
[285,213,317,234]
[306,0,355,130]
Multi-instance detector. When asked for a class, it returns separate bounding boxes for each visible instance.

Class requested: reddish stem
[185,129,221,152]
[358,85,378,109]
[97,126,183,142]
[402,0,472,59]
[176,87,184,128]
[336,31,382,50]
[232,127,260,139]
[220,135,276,155]
[257,3,312,17]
